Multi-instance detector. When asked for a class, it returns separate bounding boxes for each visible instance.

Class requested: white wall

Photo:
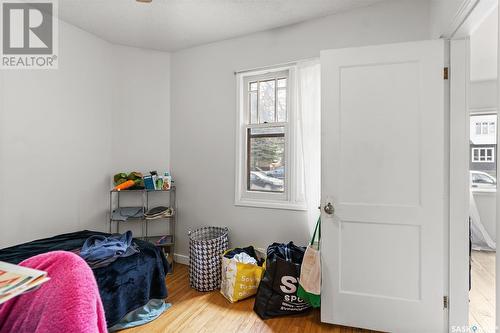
[0,22,172,248]
[470,6,498,82]
[170,0,432,258]
[110,44,171,238]
[111,45,171,172]
[470,79,497,110]
[0,21,113,247]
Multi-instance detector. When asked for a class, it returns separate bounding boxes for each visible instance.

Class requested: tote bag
[253,242,311,319]
[297,217,321,308]
[220,247,265,303]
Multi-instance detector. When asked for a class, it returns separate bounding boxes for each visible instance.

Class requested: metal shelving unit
[109,186,176,272]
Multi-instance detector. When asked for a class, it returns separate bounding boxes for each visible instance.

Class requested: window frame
[471,147,495,162]
[235,66,306,210]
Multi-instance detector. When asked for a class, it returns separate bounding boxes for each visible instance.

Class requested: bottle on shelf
[163,172,172,190]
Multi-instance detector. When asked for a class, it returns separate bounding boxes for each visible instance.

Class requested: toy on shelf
[113,172,145,190]
[112,170,174,191]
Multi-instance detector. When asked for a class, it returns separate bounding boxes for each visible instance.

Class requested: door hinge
[443,296,449,309]
[444,67,449,80]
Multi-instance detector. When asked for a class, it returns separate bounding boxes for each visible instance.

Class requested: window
[235,67,305,210]
[247,76,287,125]
[475,122,481,135]
[489,122,496,134]
[247,126,285,192]
[482,122,488,134]
[474,121,496,135]
[471,147,495,162]
[469,113,497,191]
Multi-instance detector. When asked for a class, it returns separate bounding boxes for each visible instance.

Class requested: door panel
[340,221,421,300]
[321,40,445,333]
[339,61,421,207]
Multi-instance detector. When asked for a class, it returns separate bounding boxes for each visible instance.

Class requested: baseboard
[174,253,189,265]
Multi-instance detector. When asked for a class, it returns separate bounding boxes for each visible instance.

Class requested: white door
[321,40,446,333]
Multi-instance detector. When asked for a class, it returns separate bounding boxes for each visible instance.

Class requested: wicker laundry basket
[189,226,229,291]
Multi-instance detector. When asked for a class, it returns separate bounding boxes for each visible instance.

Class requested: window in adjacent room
[474,120,496,135]
[470,113,497,191]
[471,147,495,162]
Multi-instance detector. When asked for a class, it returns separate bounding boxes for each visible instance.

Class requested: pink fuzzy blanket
[0,251,107,333]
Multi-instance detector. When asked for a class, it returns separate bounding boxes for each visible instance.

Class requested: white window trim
[234,66,306,211]
[471,147,495,163]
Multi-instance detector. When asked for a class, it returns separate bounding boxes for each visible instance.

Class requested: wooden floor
[469,250,496,333]
[123,264,376,333]
[121,254,496,333]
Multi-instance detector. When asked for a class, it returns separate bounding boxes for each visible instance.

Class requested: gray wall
[170,0,433,259]
[0,23,171,248]
[0,21,113,247]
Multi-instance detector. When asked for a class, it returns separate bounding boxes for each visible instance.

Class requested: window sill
[235,199,307,211]
[471,188,497,194]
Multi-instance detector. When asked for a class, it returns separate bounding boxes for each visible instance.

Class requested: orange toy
[113,180,135,191]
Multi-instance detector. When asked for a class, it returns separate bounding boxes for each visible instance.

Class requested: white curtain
[470,191,496,251]
[295,60,321,233]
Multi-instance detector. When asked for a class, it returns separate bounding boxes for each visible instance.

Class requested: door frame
[449,37,470,332]
[448,0,498,331]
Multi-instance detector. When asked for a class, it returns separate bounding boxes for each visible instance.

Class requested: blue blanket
[0,230,169,327]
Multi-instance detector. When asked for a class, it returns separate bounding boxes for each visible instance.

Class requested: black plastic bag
[253,242,312,319]
[223,246,264,266]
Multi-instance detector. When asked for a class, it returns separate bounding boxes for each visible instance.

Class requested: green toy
[113,172,145,189]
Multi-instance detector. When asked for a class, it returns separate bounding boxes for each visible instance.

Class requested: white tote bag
[297,217,321,307]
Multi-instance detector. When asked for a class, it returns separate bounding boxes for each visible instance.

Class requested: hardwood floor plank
[122,264,377,333]
[469,251,496,333]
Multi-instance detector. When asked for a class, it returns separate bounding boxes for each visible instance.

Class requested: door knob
[324,202,335,215]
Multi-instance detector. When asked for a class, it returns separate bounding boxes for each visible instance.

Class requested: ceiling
[58,0,385,52]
